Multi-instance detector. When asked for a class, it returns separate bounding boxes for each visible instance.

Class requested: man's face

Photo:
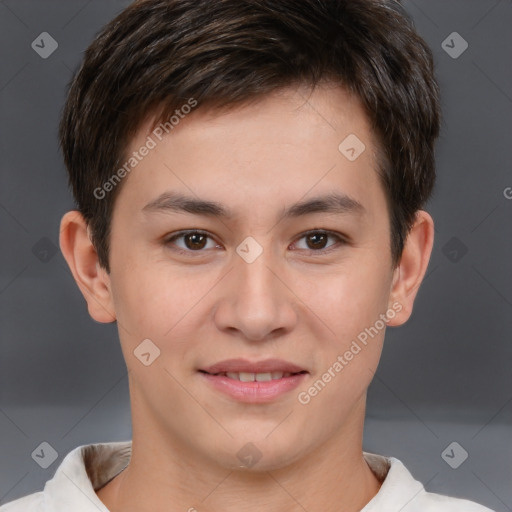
[105,84,398,470]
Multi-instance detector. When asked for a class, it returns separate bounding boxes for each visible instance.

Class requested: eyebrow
[142,191,365,220]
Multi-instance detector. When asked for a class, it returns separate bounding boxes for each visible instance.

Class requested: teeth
[256,372,272,382]
[223,371,292,381]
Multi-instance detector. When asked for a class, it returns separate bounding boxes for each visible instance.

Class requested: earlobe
[387,210,435,327]
[59,211,116,323]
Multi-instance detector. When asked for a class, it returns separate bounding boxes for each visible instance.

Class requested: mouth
[198,358,309,403]
[199,357,308,375]
[198,370,308,382]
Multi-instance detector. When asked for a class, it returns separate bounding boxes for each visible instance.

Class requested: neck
[97,399,382,512]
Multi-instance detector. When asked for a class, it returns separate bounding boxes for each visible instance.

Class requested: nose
[213,246,298,342]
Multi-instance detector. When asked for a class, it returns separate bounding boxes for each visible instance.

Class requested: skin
[60,83,434,512]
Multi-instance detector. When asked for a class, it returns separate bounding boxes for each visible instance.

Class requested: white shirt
[0,440,495,511]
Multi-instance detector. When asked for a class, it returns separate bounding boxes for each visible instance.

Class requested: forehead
[115,84,385,224]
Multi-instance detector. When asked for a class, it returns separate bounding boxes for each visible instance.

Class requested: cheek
[301,260,391,347]
[294,265,389,423]
[110,259,219,346]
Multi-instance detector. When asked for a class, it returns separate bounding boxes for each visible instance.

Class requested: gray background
[0,0,511,509]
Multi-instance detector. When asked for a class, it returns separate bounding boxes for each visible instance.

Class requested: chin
[209,434,308,473]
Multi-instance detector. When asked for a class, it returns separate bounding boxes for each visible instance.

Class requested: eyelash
[164,229,347,256]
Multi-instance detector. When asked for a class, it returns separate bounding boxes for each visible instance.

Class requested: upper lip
[200,358,308,374]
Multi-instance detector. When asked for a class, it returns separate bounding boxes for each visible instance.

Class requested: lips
[213,371,296,382]
[198,358,309,403]
[200,358,307,375]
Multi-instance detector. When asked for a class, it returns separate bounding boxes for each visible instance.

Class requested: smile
[198,359,309,403]
[205,371,303,382]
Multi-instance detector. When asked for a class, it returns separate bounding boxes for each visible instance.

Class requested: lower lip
[200,372,308,403]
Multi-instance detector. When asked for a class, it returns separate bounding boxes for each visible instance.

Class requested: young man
[1,0,495,511]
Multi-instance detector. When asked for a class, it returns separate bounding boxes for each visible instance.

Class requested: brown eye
[183,232,207,250]
[293,230,346,253]
[305,232,329,250]
[165,230,217,254]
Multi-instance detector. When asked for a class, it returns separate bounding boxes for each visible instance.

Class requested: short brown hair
[59,0,440,272]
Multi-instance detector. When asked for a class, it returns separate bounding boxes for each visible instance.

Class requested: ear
[387,210,434,326]
[59,211,116,323]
